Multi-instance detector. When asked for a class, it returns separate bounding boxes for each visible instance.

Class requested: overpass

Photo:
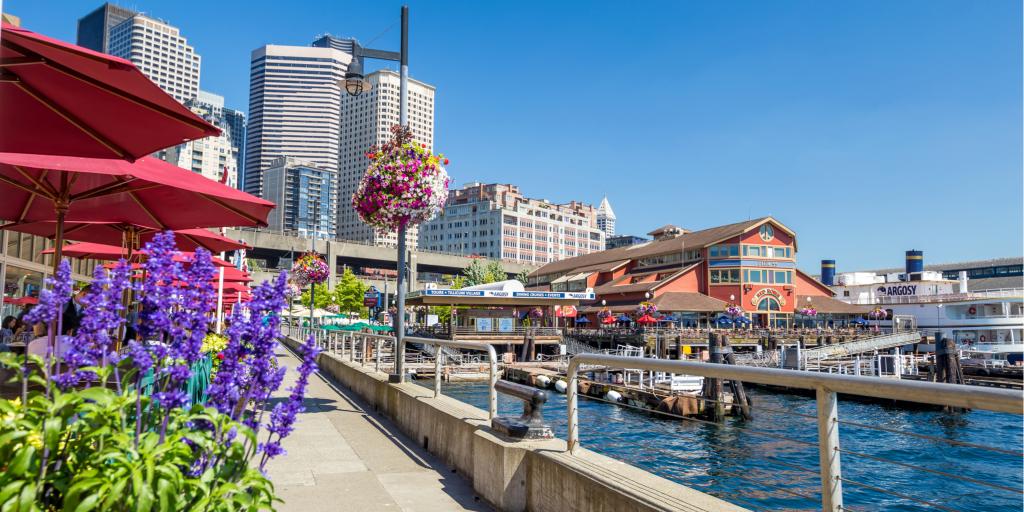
[225,228,536,295]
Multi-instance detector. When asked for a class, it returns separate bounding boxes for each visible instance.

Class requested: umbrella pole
[215,251,225,333]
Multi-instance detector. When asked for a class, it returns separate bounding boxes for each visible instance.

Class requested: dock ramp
[802,331,922,360]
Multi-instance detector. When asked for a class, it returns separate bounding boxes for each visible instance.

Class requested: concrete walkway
[265,344,490,512]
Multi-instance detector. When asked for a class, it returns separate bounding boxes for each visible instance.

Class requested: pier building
[528,217,867,328]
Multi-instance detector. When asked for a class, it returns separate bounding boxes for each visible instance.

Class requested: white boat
[829,261,1023,365]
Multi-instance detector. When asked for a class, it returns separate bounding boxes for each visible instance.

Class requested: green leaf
[0,482,24,507]
[7,446,34,476]
[72,492,101,512]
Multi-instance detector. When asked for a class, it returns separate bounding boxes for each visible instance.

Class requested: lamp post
[342,6,411,382]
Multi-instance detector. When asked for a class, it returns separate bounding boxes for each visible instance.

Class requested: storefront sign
[750,288,786,306]
[476,318,493,332]
[498,318,514,332]
[363,287,380,307]
[875,284,918,296]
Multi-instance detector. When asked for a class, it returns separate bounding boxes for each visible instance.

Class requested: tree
[515,268,530,286]
[462,259,489,287]
[334,267,368,318]
[462,259,508,286]
[431,275,466,325]
[299,282,333,310]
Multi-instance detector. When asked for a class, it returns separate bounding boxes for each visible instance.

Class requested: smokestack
[821,260,836,286]
[905,250,924,274]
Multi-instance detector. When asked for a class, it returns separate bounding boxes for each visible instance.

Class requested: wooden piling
[722,335,753,420]
[700,332,725,422]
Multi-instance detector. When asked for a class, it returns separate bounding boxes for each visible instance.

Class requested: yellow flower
[26,431,42,450]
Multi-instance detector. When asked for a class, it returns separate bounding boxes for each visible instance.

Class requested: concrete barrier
[283,336,746,512]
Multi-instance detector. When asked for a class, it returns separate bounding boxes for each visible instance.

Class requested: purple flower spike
[24,259,73,326]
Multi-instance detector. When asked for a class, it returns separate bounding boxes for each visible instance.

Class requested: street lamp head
[601,299,606,306]
[342,57,370,97]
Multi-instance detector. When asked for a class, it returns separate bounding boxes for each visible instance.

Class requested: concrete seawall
[282,336,746,512]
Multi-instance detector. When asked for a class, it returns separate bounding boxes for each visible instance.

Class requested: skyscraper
[338,69,435,247]
[596,196,616,238]
[106,12,200,103]
[263,156,338,240]
[76,2,135,53]
[244,44,352,198]
[189,90,246,177]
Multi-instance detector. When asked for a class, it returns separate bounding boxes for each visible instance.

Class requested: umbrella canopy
[616,314,632,322]
[0,154,273,230]
[636,314,658,325]
[3,296,38,306]
[0,153,274,267]
[0,22,219,160]
[49,243,233,267]
[3,222,250,253]
[574,316,591,324]
[600,315,617,325]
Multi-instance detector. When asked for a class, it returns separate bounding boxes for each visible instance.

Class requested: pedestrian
[61,285,89,336]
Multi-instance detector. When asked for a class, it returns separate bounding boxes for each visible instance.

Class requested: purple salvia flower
[23,259,73,326]
[55,260,131,389]
[259,333,319,469]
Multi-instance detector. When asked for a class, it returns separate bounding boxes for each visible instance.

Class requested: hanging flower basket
[353,125,450,232]
[529,307,544,319]
[636,301,658,316]
[799,307,818,317]
[291,251,329,287]
[596,307,612,319]
[869,307,887,320]
[725,304,744,318]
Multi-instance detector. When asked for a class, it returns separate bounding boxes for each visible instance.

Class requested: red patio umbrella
[3,296,38,306]
[45,243,233,267]
[0,153,274,270]
[0,22,219,160]
[3,222,250,253]
[636,314,659,325]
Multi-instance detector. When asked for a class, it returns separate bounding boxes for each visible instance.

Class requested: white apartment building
[244,44,352,198]
[338,70,435,248]
[419,183,605,264]
[161,130,237,188]
[107,13,200,104]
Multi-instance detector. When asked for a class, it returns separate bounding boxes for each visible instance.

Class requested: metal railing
[283,325,498,420]
[845,287,1024,305]
[565,353,1023,512]
[405,335,498,420]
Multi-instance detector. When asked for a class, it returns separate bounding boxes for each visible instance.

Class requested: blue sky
[9,0,1023,271]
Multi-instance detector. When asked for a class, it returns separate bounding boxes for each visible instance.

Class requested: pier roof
[406,289,594,306]
[796,295,872,314]
[532,217,787,278]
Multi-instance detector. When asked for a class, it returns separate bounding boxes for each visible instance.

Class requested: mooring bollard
[491,380,553,439]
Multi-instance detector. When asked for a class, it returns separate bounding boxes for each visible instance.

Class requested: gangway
[802,330,922,360]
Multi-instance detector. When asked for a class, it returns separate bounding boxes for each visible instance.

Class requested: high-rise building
[418,183,605,264]
[338,70,435,247]
[76,2,135,53]
[263,156,338,240]
[188,90,246,178]
[596,196,616,238]
[244,44,352,198]
[160,131,238,188]
[106,12,200,103]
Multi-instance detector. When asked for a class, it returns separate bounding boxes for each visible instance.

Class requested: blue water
[415,380,1023,511]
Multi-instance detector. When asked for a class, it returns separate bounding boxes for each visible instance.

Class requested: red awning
[0,22,219,160]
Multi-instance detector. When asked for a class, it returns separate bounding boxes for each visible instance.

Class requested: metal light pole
[342,6,410,382]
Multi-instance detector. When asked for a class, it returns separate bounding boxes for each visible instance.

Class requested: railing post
[487,346,498,420]
[434,344,442,398]
[375,338,382,372]
[816,386,844,512]
[361,336,367,365]
[567,359,580,454]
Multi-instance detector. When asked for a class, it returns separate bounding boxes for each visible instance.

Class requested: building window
[710,269,740,284]
[759,224,774,241]
[756,297,780,311]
